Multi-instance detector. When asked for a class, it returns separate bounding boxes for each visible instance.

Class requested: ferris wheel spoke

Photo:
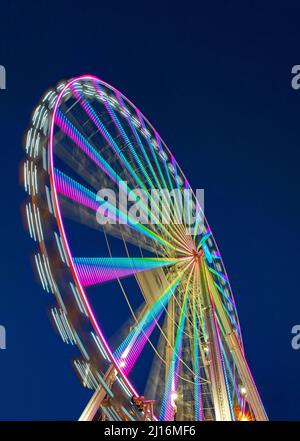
[192,276,204,421]
[95,88,190,245]
[69,85,156,194]
[134,114,190,239]
[55,187,168,256]
[72,256,189,287]
[216,317,243,413]
[91,82,160,193]
[58,198,167,255]
[115,91,171,194]
[196,229,212,251]
[54,168,185,253]
[159,267,194,421]
[203,262,241,341]
[199,257,243,420]
[113,272,184,376]
[213,283,241,335]
[192,201,206,240]
[55,108,119,184]
[154,134,190,234]
[56,105,189,253]
[127,107,172,203]
[53,138,179,254]
[112,258,195,380]
[212,313,236,420]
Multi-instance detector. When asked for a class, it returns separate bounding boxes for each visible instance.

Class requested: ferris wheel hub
[192,249,203,261]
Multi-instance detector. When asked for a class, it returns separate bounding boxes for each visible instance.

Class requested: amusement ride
[22,75,267,421]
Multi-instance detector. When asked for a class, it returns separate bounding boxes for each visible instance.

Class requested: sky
[0,1,300,420]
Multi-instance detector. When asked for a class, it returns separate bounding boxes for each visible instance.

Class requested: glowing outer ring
[48,74,243,404]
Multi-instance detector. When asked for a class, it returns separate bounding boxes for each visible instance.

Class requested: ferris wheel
[22,75,267,421]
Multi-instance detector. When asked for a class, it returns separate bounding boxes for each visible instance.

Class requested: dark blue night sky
[1,1,300,420]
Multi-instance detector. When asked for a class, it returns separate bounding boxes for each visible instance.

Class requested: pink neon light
[74,261,174,287]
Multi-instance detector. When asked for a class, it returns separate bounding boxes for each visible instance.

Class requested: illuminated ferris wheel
[22,75,267,421]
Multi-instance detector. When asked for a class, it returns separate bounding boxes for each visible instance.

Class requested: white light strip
[69,282,88,316]
[45,185,54,214]
[91,332,108,360]
[54,232,65,263]
[34,254,46,290]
